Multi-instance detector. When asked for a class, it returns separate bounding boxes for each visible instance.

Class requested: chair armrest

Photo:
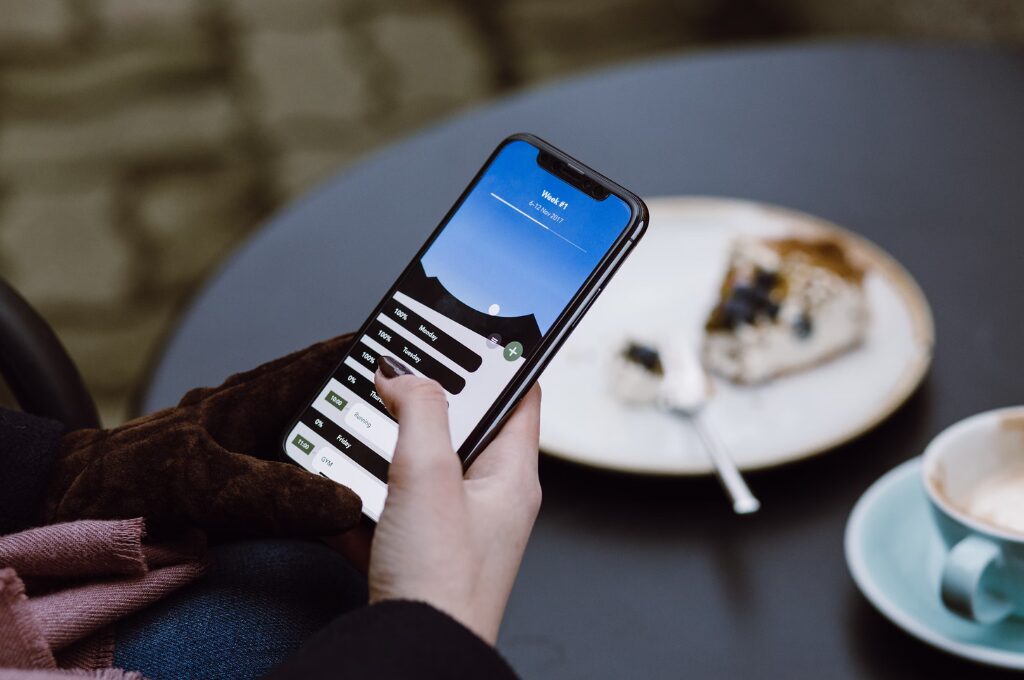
[0,277,100,430]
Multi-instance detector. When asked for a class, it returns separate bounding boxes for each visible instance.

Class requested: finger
[494,384,542,451]
[465,384,541,481]
[373,358,459,480]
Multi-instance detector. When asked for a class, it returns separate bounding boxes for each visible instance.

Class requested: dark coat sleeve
[0,408,65,534]
[265,600,520,680]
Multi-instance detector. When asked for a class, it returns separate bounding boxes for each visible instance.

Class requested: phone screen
[284,139,634,520]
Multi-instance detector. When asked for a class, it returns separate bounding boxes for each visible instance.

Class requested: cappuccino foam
[961,463,1024,536]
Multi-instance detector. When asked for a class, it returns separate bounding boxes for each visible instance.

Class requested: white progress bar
[490,192,586,253]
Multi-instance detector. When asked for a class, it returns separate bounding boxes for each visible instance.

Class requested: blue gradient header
[420,140,632,332]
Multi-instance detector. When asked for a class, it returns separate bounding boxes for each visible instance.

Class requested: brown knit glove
[44,334,362,538]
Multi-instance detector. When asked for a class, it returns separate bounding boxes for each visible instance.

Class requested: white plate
[845,458,1024,670]
[539,197,934,475]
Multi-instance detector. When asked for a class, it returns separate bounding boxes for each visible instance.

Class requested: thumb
[373,356,460,483]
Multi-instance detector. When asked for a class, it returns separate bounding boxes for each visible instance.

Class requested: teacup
[922,406,1024,624]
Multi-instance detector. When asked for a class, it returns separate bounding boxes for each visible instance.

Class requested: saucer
[845,457,1024,670]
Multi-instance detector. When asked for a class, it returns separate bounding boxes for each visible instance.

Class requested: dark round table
[143,44,1024,678]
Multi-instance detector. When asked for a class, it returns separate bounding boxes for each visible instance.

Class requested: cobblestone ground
[0,0,1021,425]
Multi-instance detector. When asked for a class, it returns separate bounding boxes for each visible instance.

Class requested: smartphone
[282,133,648,522]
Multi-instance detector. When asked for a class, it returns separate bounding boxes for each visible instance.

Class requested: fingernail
[378,355,412,378]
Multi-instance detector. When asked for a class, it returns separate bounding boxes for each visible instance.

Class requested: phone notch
[536,150,610,201]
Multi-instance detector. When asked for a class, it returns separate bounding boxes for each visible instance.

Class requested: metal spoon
[656,343,761,514]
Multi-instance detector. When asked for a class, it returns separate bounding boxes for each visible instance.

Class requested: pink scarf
[0,519,205,679]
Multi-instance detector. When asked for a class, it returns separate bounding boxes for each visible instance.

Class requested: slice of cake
[702,236,868,383]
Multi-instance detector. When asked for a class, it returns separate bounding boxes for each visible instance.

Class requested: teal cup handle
[940,534,1015,624]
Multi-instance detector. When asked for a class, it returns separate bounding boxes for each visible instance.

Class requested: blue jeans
[113,539,368,679]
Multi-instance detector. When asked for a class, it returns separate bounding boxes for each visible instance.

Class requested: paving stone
[57,303,177,421]
[0,39,218,114]
[0,89,238,178]
[137,165,254,239]
[134,165,264,288]
[784,0,1024,40]
[95,0,206,36]
[96,395,131,428]
[0,0,77,52]
[239,28,371,130]
[275,147,356,199]
[225,0,344,29]
[499,0,702,80]
[368,8,493,110]
[0,185,133,308]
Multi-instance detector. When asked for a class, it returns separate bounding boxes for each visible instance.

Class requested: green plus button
[503,341,524,362]
[292,434,314,454]
[325,391,348,411]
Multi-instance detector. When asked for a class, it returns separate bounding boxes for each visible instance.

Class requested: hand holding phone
[283,134,647,522]
[366,366,542,644]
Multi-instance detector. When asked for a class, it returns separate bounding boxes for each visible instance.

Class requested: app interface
[285,140,632,519]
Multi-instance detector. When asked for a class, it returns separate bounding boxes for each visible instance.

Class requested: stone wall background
[0,0,1021,425]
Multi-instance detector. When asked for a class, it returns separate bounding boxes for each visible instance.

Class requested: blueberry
[624,342,664,375]
[731,284,758,304]
[755,269,779,291]
[724,298,756,325]
[751,286,775,307]
[793,313,813,339]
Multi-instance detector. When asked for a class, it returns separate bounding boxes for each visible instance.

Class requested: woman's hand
[368,358,542,645]
[45,335,363,538]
